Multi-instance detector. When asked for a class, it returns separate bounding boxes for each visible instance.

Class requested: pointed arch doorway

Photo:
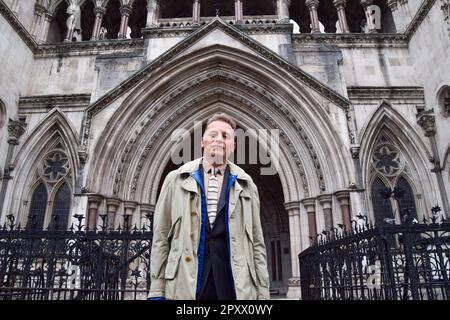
[155,123,292,297]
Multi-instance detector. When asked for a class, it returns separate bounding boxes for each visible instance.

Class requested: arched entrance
[156,124,291,296]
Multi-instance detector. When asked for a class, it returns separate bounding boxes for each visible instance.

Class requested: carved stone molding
[35,39,145,58]
[404,0,437,40]
[112,77,317,199]
[80,19,350,168]
[347,86,426,108]
[7,119,26,145]
[0,0,38,52]
[293,33,408,48]
[18,94,91,113]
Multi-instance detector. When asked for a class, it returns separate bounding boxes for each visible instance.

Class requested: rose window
[40,150,70,182]
[372,144,404,177]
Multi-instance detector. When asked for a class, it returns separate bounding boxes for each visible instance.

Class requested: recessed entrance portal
[155,123,291,296]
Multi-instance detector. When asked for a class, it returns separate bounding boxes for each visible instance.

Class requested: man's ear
[201,137,205,148]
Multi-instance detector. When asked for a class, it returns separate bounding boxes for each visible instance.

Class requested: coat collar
[178,157,251,181]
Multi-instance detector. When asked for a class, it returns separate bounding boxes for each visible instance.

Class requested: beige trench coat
[148,158,270,300]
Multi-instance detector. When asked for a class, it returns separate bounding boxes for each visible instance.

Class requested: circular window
[39,149,70,182]
[372,143,405,177]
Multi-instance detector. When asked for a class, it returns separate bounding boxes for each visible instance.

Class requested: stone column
[0,119,26,220]
[335,190,351,233]
[31,3,46,39]
[302,198,317,245]
[140,204,155,230]
[318,194,333,232]
[284,201,301,299]
[91,7,106,40]
[360,0,377,33]
[123,201,138,229]
[38,12,53,44]
[333,0,350,33]
[105,198,120,230]
[146,0,159,27]
[118,5,133,39]
[193,0,201,25]
[417,111,450,218]
[87,195,103,230]
[276,0,290,23]
[305,0,321,33]
[234,0,243,23]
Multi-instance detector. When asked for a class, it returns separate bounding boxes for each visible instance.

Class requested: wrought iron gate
[0,214,152,300]
[299,215,450,300]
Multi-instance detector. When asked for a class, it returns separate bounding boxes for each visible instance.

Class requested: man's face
[201,120,235,165]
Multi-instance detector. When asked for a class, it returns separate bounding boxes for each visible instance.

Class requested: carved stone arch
[131,100,306,205]
[86,45,351,204]
[360,100,437,216]
[6,109,79,220]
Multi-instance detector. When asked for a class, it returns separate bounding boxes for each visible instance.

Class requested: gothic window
[26,143,72,230]
[371,177,394,226]
[27,183,48,230]
[49,183,71,231]
[395,176,418,221]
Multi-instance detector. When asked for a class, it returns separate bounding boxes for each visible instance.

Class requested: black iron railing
[299,214,450,300]
[0,214,152,300]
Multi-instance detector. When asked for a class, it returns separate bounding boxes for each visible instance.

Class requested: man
[148,113,270,300]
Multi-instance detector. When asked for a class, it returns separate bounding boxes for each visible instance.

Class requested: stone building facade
[0,0,449,298]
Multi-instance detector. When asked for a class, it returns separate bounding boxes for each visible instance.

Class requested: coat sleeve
[148,172,176,299]
[250,181,271,299]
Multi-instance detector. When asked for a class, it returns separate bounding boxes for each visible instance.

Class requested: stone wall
[0,13,34,173]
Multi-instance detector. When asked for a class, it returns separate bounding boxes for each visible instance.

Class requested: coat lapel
[228,178,242,218]
[181,175,199,194]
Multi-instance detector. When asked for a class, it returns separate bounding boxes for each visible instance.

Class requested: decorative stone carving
[104,67,328,198]
[39,149,70,183]
[371,143,404,177]
[417,110,436,137]
[7,119,26,145]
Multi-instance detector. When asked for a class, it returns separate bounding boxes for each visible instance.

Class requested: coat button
[191,211,196,216]
[185,256,192,262]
